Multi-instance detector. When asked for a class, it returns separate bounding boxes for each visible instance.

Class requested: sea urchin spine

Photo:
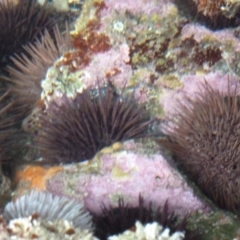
[158,81,240,214]
[0,0,57,73]
[91,195,201,240]
[6,25,72,120]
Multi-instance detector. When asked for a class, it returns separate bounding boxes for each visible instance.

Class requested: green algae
[74,0,100,33]
[111,165,132,180]
[41,64,87,98]
[158,75,183,89]
[188,211,240,240]
[0,174,11,210]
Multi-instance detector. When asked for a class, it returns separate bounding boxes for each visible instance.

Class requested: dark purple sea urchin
[158,81,240,214]
[92,196,201,240]
[6,25,72,119]
[0,0,57,74]
[0,92,17,164]
[35,81,152,164]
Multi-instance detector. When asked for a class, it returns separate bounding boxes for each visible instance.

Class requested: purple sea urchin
[3,190,93,230]
[0,0,57,73]
[6,25,72,119]
[158,81,240,213]
[0,89,24,167]
[92,196,201,240]
[35,81,152,164]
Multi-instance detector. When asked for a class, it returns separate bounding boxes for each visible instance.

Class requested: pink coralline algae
[101,0,174,16]
[46,141,209,216]
[82,44,132,89]
[160,73,240,117]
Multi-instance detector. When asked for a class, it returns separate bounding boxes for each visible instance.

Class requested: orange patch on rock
[14,165,62,191]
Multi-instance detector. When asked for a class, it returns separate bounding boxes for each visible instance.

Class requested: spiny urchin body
[92,196,201,240]
[0,0,58,74]
[158,81,240,213]
[176,0,240,30]
[0,89,26,174]
[34,81,152,164]
[3,190,93,230]
[6,25,72,120]
[0,113,20,164]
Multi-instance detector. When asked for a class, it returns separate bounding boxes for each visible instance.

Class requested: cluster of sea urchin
[92,195,202,240]
[34,81,152,164]
[0,23,71,175]
[6,25,72,120]
[3,190,93,230]
[0,0,72,176]
[158,81,240,214]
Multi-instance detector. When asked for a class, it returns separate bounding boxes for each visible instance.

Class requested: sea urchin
[158,81,240,214]
[0,0,57,73]
[35,81,152,164]
[6,25,72,120]
[92,196,201,240]
[0,89,25,170]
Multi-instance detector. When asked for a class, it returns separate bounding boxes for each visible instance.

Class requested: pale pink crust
[181,23,240,51]
[160,73,240,118]
[46,141,210,216]
[100,0,174,17]
[82,44,132,89]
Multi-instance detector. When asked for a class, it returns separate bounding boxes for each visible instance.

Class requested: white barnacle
[113,20,125,32]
